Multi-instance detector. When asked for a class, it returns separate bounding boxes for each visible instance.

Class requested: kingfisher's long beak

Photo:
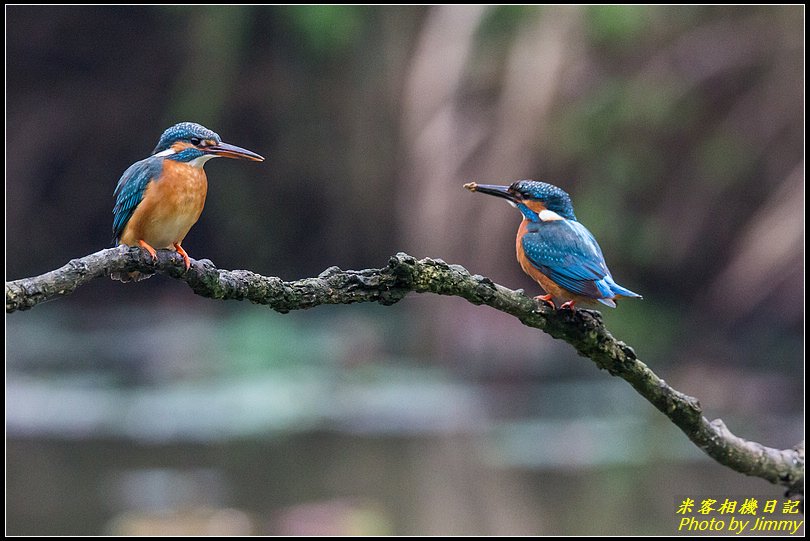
[206,142,265,161]
[463,182,518,203]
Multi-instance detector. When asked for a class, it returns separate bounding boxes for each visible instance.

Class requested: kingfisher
[112,122,264,281]
[464,180,641,310]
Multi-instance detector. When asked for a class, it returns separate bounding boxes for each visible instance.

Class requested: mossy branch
[5,246,804,495]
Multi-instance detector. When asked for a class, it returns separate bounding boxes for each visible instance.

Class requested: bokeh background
[6,5,803,535]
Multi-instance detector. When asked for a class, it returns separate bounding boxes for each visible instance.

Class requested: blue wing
[521,219,640,305]
[112,156,163,244]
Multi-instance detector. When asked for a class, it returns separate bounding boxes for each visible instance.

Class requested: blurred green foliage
[283,6,366,57]
[586,5,650,46]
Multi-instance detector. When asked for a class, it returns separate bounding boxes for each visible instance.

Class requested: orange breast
[119,160,208,248]
[516,220,565,298]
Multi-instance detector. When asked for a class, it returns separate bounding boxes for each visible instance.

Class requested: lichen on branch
[5,247,804,495]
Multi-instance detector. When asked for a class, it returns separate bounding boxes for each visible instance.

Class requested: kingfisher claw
[534,294,556,309]
[173,243,191,271]
[138,239,158,262]
[560,300,577,311]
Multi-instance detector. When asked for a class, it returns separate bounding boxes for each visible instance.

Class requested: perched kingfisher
[464,180,641,310]
[112,122,264,281]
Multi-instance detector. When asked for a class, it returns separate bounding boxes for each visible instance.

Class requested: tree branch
[5,247,804,495]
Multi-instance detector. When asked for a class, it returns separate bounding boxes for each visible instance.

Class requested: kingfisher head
[152,122,264,166]
[464,180,577,222]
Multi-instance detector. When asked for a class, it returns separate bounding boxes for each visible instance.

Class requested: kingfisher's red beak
[205,142,264,161]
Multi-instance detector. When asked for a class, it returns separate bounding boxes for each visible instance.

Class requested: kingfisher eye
[190,137,202,145]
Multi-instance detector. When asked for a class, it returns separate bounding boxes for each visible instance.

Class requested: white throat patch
[188,154,218,168]
[153,148,176,157]
[538,209,564,222]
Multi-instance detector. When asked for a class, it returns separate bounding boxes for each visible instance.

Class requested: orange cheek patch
[522,199,547,214]
[171,141,194,152]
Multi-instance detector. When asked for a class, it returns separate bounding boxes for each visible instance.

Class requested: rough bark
[5,246,804,495]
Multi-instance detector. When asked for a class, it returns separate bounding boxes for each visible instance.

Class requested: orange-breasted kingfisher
[464,180,641,310]
[112,122,264,281]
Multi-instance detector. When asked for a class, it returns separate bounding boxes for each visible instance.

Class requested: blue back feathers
[112,157,163,243]
[514,180,641,305]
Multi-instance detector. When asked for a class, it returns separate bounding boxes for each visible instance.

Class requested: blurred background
[6,5,803,535]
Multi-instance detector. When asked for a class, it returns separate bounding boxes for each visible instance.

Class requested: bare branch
[5,247,804,494]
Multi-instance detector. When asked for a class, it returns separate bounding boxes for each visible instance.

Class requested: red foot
[560,300,577,311]
[173,243,191,270]
[138,239,158,261]
[534,294,556,309]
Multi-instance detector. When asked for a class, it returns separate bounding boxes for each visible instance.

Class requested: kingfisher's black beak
[206,142,265,161]
[464,182,519,203]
